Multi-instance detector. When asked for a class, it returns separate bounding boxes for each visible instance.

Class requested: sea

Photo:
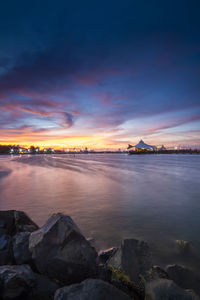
[0,153,200,272]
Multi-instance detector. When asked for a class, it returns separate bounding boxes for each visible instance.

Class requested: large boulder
[29,213,97,284]
[13,232,32,265]
[0,210,38,267]
[176,240,191,255]
[107,239,151,284]
[0,264,59,300]
[54,279,131,300]
[145,279,200,300]
[0,234,14,265]
[29,273,59,300]
[166,264,200,295]
[0,265,35,299]
[146,265,169,281]
[0,210,38,236]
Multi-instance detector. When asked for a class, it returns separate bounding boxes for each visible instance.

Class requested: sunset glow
[0,1,200,149]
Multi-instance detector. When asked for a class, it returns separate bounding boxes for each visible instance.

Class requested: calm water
[0,154,200,270]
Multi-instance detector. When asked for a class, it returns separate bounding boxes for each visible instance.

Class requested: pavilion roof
[134,139,155,149]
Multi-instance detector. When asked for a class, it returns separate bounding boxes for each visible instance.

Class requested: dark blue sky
[0,0,200,148]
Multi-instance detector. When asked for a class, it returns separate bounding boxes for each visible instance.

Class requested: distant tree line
[0,145,11,154]
[0,145,40,155]
[0,144,199,155]
[0,145,60,155]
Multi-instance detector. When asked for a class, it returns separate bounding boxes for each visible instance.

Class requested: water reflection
[0,154,200,271]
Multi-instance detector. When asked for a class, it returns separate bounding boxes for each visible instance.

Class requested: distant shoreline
[128,150,200,155]
[0,150,200,155]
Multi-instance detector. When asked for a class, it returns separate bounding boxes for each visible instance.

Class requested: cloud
[0,1,200,148]
[0,101,74,131]
[146,114,200,135]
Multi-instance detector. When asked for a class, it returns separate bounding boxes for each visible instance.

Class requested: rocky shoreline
[0,210,199,299]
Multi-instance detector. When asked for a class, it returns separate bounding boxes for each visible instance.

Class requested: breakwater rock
[0,210,199,300]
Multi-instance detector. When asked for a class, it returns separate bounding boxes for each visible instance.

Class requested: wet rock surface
[107,239,151,284]
[0,265,35,299]
[146,265,169,281]
[0,210,199,300]
[0,210,39,267]
[13,232,32,265]
[176,239,191,255]
[0,234,14,265]
[29,273,59,300]
[0,210,38,236]
[54,279,131,300]
[98,247,117,264]
[107,264,143,300]
[29,213,97,284]
[0,264,59,300]
[145,279,200,300]
[166,264,200,296]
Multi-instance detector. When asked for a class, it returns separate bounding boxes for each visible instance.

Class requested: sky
[0,0,200,149]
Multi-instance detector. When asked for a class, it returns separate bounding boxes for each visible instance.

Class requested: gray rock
[87,237,97,249]
[107,239,151,284]
[29,213,97,284]
[108,264,143,300]
[13,232,32,265]
[146,265,169,281]
[0,264,35,299]
[98,247,117,264]
[176,240,191,255]
[0,234,14,265]
[145,279,200,300]
[0,264,59,300]
[54,279,131,300]
[29,273,59,300]
[96,264,111,282]
[0,210,38,236]
[166,264,200,295]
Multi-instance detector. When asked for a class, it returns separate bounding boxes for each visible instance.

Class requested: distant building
[19,148,28,154]
[80,147,88,153]
[158,145,166,151]
[127,139,156,152]
[43,148,54,154]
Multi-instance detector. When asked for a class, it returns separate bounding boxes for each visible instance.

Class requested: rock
[166,264,200,295]
[0,234,14,265]
[96,264,111,282]
[176,240,191,255]
[146,265,169,281]
[87,237,97,249]
[108,264,143,300]
[0,210,38,236]
[145,279,200,300]
[29,213,97,284]
[13,232,32,265]
[54,279,131,300]
[29,273,59,300]
[0,264,35,299]
[14,210,39,233]
[107,239,151,284]
[98,247,117,264]
[0,211,14,235]
[0,264,59,300]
